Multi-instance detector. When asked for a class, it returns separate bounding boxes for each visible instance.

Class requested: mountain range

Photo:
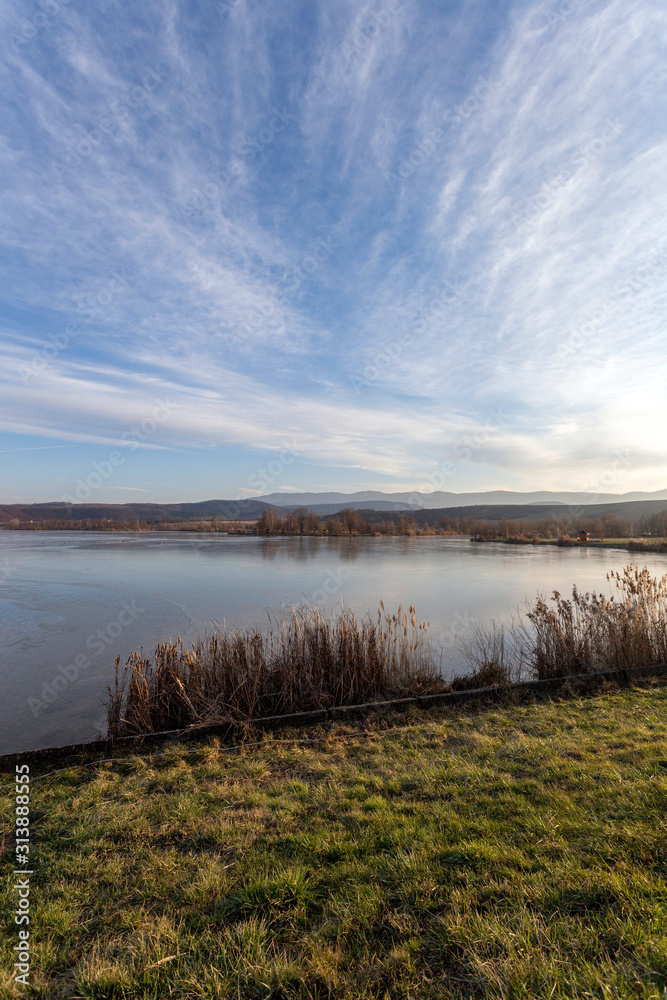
[2,489,667,526]
[257,488,667,513]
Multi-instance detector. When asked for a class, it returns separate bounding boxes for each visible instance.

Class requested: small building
[576,530,590,542]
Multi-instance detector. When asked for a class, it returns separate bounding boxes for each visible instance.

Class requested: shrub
[526,565,667,678]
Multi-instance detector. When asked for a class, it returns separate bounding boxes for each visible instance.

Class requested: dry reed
[108,566,667,737]
[460,564,667,682]
[107,602,443,737]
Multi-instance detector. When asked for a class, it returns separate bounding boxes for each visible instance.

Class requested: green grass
[2,685,667,998]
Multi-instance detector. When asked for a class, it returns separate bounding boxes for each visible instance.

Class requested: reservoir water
[2,531,667,754]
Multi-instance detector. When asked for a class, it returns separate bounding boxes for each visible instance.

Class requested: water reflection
[254,535,365,561]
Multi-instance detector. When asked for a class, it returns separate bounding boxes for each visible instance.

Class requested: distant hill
[258,488,667,512]
[278,499,421,514]
[2,496,666,529]
[358,499,667,526]
[0,498,276,524]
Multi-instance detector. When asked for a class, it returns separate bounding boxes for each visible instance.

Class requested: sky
[1,0,666,504]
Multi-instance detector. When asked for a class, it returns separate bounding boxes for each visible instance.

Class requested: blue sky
[1,0,666,504]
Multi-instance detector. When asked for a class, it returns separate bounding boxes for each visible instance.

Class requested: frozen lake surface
[2,531,666,753]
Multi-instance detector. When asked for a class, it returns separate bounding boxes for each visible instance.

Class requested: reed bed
[108,566,667,737]
[461,564,667,682]
[107,603,443,737]
[628,538,667,552]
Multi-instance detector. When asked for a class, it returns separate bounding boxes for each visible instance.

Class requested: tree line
[258,507,667,539]
[2,507,667,538]
[256,508,437,536]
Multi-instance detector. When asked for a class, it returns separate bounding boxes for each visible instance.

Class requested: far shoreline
[2,526,666,555]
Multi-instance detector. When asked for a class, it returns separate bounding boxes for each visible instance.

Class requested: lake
[2,531,666,754]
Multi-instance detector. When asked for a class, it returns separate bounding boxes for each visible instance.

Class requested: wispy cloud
[1,0,666,500]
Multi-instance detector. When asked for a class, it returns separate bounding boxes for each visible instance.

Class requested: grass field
[2,684,667,998]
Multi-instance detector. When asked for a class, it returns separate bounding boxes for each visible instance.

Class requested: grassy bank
[472,536,667,553]
[2,683,667,998]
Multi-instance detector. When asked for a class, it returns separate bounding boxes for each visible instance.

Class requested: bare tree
[294,506,309,534]
[306,510,322,533]
[340,507,363,535]
[257,509,278,533]
[397,514,418,535]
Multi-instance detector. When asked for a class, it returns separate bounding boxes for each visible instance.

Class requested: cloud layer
[1,0,666,501]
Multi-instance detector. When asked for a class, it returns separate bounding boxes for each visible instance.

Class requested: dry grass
[454,620,515,689]
[108,603,443,737]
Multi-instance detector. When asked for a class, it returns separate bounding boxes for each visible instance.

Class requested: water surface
[2,531,666,754]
